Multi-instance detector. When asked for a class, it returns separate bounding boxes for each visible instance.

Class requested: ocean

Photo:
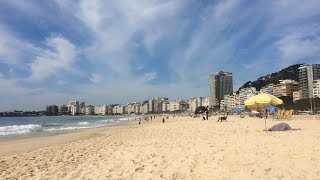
[0,115,137,138]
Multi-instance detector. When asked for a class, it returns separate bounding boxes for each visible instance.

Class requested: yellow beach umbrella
[245,93,283,110]
[244,93,283,130]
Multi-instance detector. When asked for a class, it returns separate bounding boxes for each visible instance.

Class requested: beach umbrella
[194,106,207,114]
[245,93,283,110]
[233,108,242,113]
[244,93,283,130]
[266,106,278,111]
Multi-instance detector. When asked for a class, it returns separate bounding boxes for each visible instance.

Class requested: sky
[0,0,320,111]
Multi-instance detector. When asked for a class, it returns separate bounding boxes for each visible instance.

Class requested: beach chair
[286,109,293,120]
[274,110,280,120]
[275,109,284,120]
[284,110,290,120]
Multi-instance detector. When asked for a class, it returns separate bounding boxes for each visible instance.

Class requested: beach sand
[0,115,320,179]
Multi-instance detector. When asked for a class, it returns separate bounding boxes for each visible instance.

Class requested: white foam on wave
[77,122,89,125]
[118,118,129,121]
[99,119,113,122]
[44,126,88,132]
[0,124,41,136]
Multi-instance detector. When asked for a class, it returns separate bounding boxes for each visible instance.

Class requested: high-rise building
[85,106,94,115]
[57,104,68,114]
[299,64,320,99]
[142,103,149,114]
[79,102,85,108]
[46,105,58,115]
[209,71,233,108]
[148,97,168,113]
[162,101,170,112]
[70,106,79,115]
[68,101,79,107]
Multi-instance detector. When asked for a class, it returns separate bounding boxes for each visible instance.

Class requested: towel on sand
[268,123,292,131]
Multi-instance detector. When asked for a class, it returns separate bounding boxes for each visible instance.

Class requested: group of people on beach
[136,114,174,125]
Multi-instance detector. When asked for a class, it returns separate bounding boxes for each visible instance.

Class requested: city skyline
[1,1,320,111]
[3,62,320,114]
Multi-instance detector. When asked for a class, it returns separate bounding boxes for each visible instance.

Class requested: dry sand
[0,115,320,179]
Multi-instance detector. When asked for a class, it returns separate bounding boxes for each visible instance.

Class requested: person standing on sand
[206,106,209,120]
[162,117,165,123]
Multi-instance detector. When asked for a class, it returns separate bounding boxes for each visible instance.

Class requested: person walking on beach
[162,117,165,123]
[205,106,209,120]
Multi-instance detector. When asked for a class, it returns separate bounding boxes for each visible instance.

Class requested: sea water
[0,115,136,137]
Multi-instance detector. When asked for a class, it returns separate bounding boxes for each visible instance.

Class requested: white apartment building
[133,103,141,114]
[313,79,320,98]
[142,103,149,114]
[273,80,299,97]
[71,106,79,115]
[201,97,210,107]
[293,91,301,102]
[100,105,107,115]
[85,106,94,115]
[123,104,129,114]
[189,97,210,112]
[222,93,239,112]
[189,98,198,113]
[115,105,124,114]
[94,105,102,115]
[239,87,257,109]
[162,101,170,112]
[220,99,226,111]
[68,101,79,107]
[260,84,274,94]
[299,64,320,99]
[169,100,180,112]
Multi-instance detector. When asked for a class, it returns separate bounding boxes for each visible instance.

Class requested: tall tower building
[68,101,79,107]
[209,71,233,108]
[299,64,320,99]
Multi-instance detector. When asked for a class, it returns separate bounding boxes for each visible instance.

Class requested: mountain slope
[239,64,302,91]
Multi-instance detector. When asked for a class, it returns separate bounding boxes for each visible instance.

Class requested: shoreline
[0,115,144,141]
[0,119,140,157]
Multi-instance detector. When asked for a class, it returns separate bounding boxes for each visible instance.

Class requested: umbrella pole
[264,109,267,130]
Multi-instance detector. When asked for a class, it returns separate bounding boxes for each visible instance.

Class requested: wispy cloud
[27,35,78,81]
[89,74,102,84]
[0,0,320,110]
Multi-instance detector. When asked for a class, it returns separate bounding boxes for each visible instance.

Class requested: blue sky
[0,0,320,111]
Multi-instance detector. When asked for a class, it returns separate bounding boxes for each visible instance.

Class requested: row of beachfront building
[46,64,320,115]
